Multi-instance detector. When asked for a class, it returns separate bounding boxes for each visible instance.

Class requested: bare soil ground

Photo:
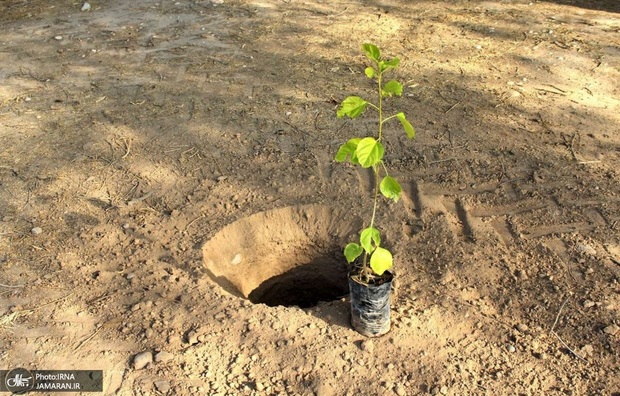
[1,0,619,395]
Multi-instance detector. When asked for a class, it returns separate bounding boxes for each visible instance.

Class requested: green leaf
[362,43,380,62]
[360,227,381,254]
[364,67,375,79]
[370,246,393,275]
[379,57,400,73]
[337,96,368,119]
[396,112,415,139]
[380,176,402,201]
[335,138,361,164]
[382,80,403,97]
[344,243,363,263]
[385,57,400,68]
[355,137,384,168]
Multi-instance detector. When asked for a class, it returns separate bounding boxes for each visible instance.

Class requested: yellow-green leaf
[380,176,402,201]
[335,138,361,164]
[379,57,400,73]
[344,243,363,263]
[355,137,384,168]
[360,227,381,254]
[370,246,393,275]
[396,112,415,139]
[362,43,380,62]
[337,96,368,119]
[382,80,403,97]
[365,67,375,78]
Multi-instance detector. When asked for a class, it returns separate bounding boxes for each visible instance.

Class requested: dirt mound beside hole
[203,204,361,307]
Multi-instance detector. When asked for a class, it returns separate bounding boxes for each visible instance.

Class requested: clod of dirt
[154,351,174,363]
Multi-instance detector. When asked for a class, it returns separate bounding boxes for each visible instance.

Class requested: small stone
[154,351,174,363]
[440,386,448,395]
[603,324,619,335]
[216,175,228,182]
[507,344,516,353]
[580,344,594,357]
[576,243,597,257]
[394,385,406,396]
[54,36,63,40]
[187,330,199,345]
[154,380,171,394]
[516,323,529,332]
[360,339,374,353]
[583,300,596,308]
[133,351,153,370]
[81,2,91,11]
[515,269,528,280]
[31,227,43,235]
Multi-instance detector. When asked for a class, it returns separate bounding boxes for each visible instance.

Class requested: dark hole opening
[248,254,349,308]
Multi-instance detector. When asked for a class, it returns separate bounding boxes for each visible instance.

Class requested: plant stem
[377,69,384,141]
[364,66,384,269]
[370,67,384,231]
[369,165,381,230]
[381,114,398,124]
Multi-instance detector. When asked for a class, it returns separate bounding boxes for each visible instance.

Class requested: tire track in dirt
[399,180,613,248]
[354,167,375,196]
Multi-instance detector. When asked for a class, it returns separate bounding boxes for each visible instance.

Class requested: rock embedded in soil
[603,324,619,335]
[154,380,171,394]
[31,227,43,235]
[187,330,200,345]
[360,339,374,353]
[516,323,529,332]
[154,351,174,363]
[133,351,153,369]
[394,385,406,396]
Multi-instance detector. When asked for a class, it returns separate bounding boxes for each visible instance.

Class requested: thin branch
[28,293,73,312]
[121,138,131,159]
[551,331,589,364]
[550,297,589,364]
[367,102,380,112]
[445,99,463,114]
[74,325,104,351]
[427,158,456,165]
[0,283,25,288]
[550,297,569,333]
[569,133,578,161]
